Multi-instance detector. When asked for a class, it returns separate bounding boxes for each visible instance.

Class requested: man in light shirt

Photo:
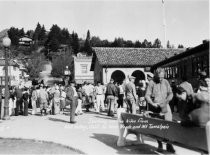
[95,81,105,113]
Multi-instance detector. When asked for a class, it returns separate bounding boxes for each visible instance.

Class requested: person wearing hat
[147,73,154,82]
[105,78,117,116]
[65,80,78,123]
[125,75,138,114]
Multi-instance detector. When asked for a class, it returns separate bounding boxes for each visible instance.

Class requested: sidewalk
[0,110,200,154]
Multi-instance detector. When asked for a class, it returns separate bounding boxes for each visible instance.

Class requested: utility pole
[162,0,167,48]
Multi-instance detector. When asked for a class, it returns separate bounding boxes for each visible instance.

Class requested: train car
[152,40,209,89]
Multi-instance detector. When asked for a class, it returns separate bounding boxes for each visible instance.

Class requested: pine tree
[26,30,34,38]
[33,22,42,43]
[134,40,141,48]
[19,28,25,37]
[112,38,124,47]
[49,38,59,52]
[71,32,79,55]
[167,40,171,48]
[61,28,70,45]
[153,38,162,48]
[8,27,20,46]
[84,30,92,55]
[39,25,46,44]
[46,24,61,52]
[142,39,149,48]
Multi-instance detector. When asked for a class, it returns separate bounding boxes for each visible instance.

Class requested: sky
[0,0,209,48]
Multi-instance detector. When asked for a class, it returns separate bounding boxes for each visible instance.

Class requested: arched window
[131,70,145,85]
[111,70,126,84]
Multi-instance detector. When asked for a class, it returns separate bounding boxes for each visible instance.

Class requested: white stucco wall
[102,67,152,84]
[0,66,21,86]
[74,56,94,84]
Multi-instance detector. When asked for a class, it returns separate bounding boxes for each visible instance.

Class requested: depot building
[90,47,184,85]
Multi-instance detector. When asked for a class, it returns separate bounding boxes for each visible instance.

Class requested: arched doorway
[111,70,125,84]
[132,70,145,85]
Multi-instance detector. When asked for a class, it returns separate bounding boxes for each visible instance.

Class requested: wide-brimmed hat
[147,73,154,78]
[129,75,136,79]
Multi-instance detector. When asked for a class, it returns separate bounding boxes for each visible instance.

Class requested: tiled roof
[0,59,19,66]
[92,47,185,68]
[153,41,209,69]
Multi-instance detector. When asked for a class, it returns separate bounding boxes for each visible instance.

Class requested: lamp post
[2,36,11,120]
[64,66,71,86]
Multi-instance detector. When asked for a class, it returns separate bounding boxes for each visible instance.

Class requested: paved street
[0,109,200,155]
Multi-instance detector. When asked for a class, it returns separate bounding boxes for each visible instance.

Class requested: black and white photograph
[0,0,209,154]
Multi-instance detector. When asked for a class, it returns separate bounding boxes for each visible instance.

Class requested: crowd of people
[4,68,210,127]
[1,67,209,153]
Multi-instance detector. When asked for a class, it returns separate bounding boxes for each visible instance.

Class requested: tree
[167,40,171,48]
[83,30,92,55]
[26,30,34,38]
[49,38,60,52]
[51,52,74,78]
[39,25,47,45]
[147,41,153,48]
[19,28,25,37]
[7,27,25,46]
[153,38,162,48]
[8,27,19,46]
[101,39,110,47]
[134,40,141,48]
[46,24,61,52]
[178,44,184,48]
[91,36,102,47]
[25,52,45,78]
[33,22,42,43]
[60,28,71,45]
[71,32,80,55]
[142,39,149,48]
[112,37,124,47]
[125,40,134,47]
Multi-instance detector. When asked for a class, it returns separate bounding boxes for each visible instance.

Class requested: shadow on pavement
[94,115,116,120]
[90,133,159,154]
[48,117,69,123]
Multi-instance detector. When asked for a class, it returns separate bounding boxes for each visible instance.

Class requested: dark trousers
[70,97,78,122]
[23,100,28,116]
[148,103,174,150]
[85,95,93,111]
[107,95,115,116]
[118,94,124,108]
[15,98,23,116]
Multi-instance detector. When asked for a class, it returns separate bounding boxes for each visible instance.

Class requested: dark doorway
[132,70,145,85]
[111,70,126,84]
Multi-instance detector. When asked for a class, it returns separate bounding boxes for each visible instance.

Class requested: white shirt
[72,87,78,97]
